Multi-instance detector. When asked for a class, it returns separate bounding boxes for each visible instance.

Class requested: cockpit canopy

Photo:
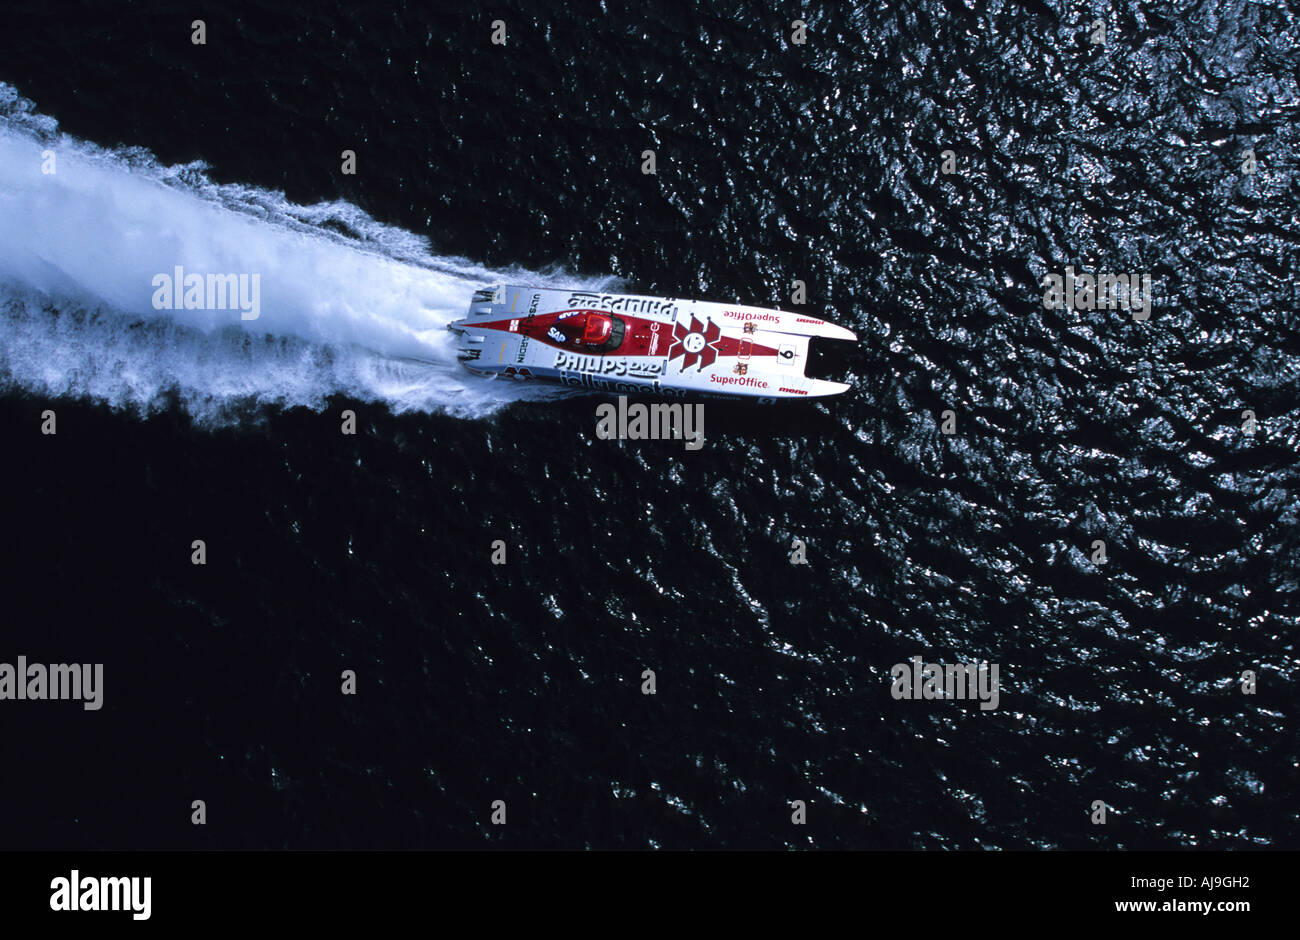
[546,310,625,351]
[582,313,613,345]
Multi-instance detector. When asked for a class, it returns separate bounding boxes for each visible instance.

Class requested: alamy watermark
[1041,267,1152,321]
[50,870,150,920]
[596,396,705,451]
[0,656,103,710]
[151,265,260,320]
[890,656,999,711]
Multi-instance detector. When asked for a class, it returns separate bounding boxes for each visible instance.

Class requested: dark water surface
[1,1,1297,848]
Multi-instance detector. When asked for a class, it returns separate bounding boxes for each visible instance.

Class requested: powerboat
[447,285,856,401]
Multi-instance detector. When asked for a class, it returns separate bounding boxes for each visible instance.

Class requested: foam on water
[0,84,611,422]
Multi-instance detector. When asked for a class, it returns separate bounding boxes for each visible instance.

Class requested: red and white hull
[448,285,856,401]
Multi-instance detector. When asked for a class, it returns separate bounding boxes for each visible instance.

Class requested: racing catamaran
[448,285,856,401]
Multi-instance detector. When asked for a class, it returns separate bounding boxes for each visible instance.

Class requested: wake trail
[0,83,613,422]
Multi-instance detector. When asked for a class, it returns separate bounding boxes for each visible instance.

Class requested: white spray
[0,83,614,422]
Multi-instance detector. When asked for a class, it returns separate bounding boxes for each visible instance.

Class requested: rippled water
[0,1,1296,848]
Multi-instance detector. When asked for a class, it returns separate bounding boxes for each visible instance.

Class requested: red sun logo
[667,316,722,370]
